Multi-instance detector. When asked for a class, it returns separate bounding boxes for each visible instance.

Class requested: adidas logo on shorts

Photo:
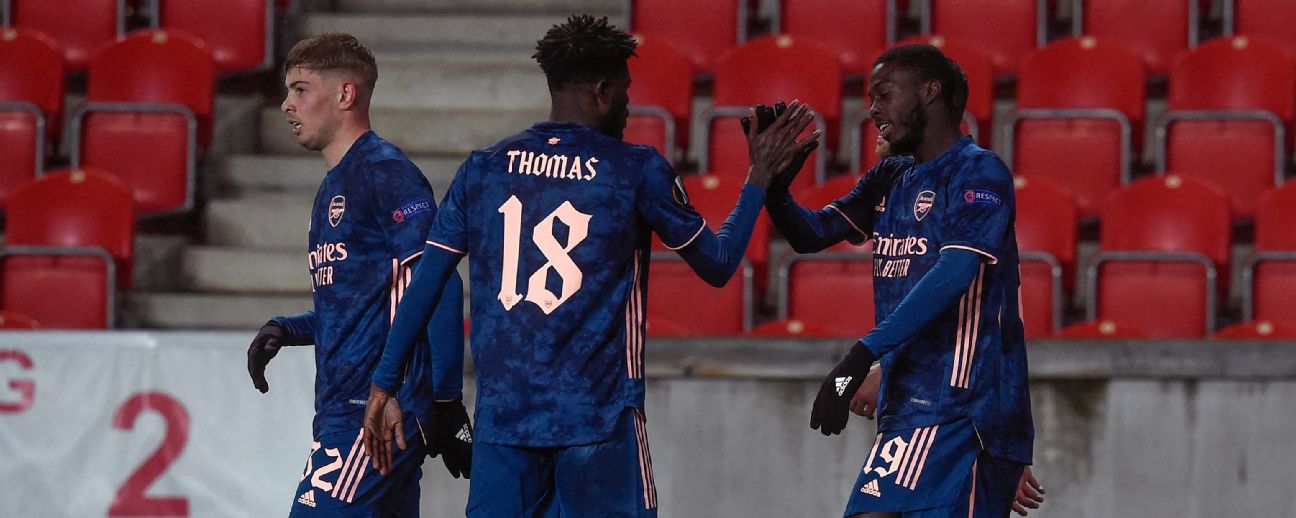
[860,479,881,497]
[298,490,317,508]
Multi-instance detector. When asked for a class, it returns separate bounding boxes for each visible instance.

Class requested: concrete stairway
[126,0,623,329]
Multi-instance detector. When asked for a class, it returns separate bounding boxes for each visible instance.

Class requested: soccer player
[244,33,472,516]
[360,15,819,516]
[765,45,1036,517]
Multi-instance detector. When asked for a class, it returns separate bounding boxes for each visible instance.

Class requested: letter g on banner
[0,349,34,413]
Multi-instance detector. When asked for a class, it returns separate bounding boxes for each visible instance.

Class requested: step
[368,54,549,109]
[333,0,622,15]
[220,154,462,194]
[182,247,311,293]
[206,194,314,249]
[260,105,547,156]
[125,292,314,329]
[300,13,622,53]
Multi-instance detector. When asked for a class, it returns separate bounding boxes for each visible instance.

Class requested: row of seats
[631,0,1295,78]
[1,0,274,73]
[0,27,215,213]
[627,34,1296,220]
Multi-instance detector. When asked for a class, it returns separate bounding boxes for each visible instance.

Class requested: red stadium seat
[1007,37,1145,219]
[1156,37,1295,219]
[795,173,874,253]
[1229,0,1296,59]
[702,36,838,192]
[0,310,39,329]
[778,0,893,77]
[1087,175,1231,338]
[153,0,273,73]
[629,0,745,74]
[1074,0,1198,76]
[0,28,61,209]
[646,253,753,335]
[1057,319,1147,339]
[925,0,1044,76]
[1014,177,1077,337]
[747,318,843,338]
[73,29,215,214]
[1213,320,1296,340]
[1,168,134,329]
[1242,182,1296,326]
[626,35,693,162]
[653,175,772,282]
[849,36,992,171]
[777,253,876,337]
[9,0,121,71]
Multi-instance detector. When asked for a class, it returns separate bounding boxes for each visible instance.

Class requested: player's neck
[548,91,601,131]
[321,122,372,169]
[912,127,963,165]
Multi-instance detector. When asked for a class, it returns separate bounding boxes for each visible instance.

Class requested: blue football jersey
[424,121,705,447]
[827,136,1033,464]
[306,131,451,437]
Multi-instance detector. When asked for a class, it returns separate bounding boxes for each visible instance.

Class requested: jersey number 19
[497,195,592,315]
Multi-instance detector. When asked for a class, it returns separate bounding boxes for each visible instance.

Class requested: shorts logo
[860,479,882,497]
[964,189,1002,206]
[913,190,935,221]
[393,198,432,223]
[328,196,346,227]
[297,490,317,508]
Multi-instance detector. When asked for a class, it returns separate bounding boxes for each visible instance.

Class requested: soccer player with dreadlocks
[359,14,818,516]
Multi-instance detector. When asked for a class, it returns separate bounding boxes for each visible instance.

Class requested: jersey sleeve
[825,162,899,244]
[423,155,474,256]
[634,153,706,250]
[939,154,1014,264]
[366,158,439,261]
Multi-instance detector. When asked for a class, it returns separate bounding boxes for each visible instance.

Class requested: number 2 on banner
[497,195,592,314]
[109,392,191,517]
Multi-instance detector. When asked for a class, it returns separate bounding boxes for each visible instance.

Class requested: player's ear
[921,79,941,107]
[338,81,358,110]
[594,79,613,109]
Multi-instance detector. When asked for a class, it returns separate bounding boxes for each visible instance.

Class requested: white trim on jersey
[941,244,998,264]
[633,409,658,509]
[425,240,466,255]
[663,220,708,251]
[951,264,987,389]
[625,254,645,379]
[827,204,870,240]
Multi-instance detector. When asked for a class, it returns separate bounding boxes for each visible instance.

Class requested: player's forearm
[860,249,981,357]
[765,190,855,253]
[428,271,466,401]
[270,310,317,346]
[677,183,765,287]
[372,246,460,392]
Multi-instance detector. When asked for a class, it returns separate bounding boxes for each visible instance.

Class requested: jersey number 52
[497,195,592,314]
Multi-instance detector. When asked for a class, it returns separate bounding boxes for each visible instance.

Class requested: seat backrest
[630,0,742,73]
[1255,182,1296,252]
[0,310,39,329]
[87,29,216,141]
[1168,36,1295,119]
[784,255,876,336]
[646,255,751,335]
[713,36,842,124]
[781,0,890,76]
[1214,319,1296,339]
[11,0,119,71]
[0,27,63,135]
[1100,175,1231,266]
[7,167,135,285]
[628,34,694,127]
[928,0,1039,76]
[1233,0,1296,59]
[157,0,270,73]
[1080,0,1192,75]
[1014,177,1077,269]
[1018,36,1146,126]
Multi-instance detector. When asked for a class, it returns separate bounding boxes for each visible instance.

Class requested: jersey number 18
[497,195,592,315]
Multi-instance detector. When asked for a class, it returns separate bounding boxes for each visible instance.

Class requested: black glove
[428,399,473,479]
[810,343,877,436]
[740,102,779,135]
[247,321,286,393]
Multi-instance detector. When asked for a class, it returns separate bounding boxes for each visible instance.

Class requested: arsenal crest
[913,190,935,221]
[329,195,346,227]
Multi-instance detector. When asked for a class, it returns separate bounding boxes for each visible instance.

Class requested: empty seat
[702,35,838,192]
[1229,0,1296,59]
[1014,177,1077,337]
[1087,175,1231,338]
[778,0,893,77]
[9,0,121,71]
[73,29,215,214]
[153,0,273,73]
[925,0,1043,76]
[629,0,745,73]
[1242,182,1296,326]
[1156,36,1294,219]
[1,168,134,328]
[625,34,693,161]
[0,27,61,209]
[1057,319,1148,339]
[1213,319,1296,339]
[646,253,752,335]
[1074,0,1197,75]
[1007,36,1145,218]
[777,253,876,337]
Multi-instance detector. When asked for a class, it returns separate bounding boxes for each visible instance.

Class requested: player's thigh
[288,427,426,517]
[553,407,657,518]
[467,442,559,518]
[899,452,1025,518]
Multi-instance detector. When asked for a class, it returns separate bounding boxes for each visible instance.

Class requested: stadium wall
[0,333,1292,517]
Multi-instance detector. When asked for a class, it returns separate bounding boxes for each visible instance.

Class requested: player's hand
[1012,466,1045,515]
[247,322,286,393]
[363,384,407,476]
[875,134,892,160]
[849,365,883,419]
[428,399,473,479]
[744,100,821,190]
[810,342,876,436]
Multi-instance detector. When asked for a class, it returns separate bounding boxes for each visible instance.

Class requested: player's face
[868,63,928,155]
[598,70,631,139]
[281,67,343,152]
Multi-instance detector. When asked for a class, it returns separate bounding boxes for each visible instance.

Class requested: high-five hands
[741,100,821,190]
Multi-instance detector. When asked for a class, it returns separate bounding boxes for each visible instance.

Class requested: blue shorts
[288,417,427,517]
[845,419,1024,518]
[467,408,658,518]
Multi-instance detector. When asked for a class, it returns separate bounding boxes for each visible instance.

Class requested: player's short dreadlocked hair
[874,44,969,123]
[533,15,638,91]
